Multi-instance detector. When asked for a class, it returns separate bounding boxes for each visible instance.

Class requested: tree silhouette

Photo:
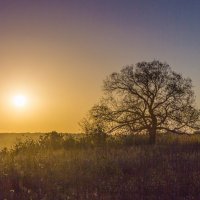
[85,60,200,144]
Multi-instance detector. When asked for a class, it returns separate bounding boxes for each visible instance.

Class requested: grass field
[0,133,43,149]
[0,133,200,200]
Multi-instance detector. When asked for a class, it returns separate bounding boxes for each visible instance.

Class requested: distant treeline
[1,131,200,153]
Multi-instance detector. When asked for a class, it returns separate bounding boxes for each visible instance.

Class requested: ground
[0,133,200,200]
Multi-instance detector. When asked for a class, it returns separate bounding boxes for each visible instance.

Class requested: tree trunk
[148,111,157,144]
[149,128,156,145]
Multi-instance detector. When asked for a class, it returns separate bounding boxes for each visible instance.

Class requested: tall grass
[1,132,200,199]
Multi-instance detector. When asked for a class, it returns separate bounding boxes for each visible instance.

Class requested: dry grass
[0,133,200,199]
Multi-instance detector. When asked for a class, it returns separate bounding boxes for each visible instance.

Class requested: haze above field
[0,0,200,133]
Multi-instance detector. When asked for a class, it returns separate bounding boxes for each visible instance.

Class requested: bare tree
[85,60,200,144]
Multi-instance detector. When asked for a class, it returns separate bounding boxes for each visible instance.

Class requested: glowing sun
[13,95,27,107]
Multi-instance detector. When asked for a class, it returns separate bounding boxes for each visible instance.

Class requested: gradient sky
[0,0,200,132]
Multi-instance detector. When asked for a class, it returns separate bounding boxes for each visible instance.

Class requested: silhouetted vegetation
[1,61,200,199]
[82,60,200,144]
[1,132,200,199]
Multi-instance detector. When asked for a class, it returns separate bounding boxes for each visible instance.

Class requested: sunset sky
[0,0,200,133]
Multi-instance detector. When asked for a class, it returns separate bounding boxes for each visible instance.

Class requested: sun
[13,95,27,107]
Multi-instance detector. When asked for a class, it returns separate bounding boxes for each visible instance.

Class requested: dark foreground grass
[1,133,200,199]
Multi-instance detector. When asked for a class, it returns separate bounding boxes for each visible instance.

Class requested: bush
[39,131,64,149]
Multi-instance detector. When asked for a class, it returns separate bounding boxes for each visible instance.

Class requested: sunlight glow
[13,95,27,107]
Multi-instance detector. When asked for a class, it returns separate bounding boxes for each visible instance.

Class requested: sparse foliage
[80,117,107,146]
[85,60,200,144]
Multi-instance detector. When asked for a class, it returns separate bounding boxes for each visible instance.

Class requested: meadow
[0,132,200,199]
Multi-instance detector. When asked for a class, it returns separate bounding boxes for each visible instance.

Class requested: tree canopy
[82,60,200,144]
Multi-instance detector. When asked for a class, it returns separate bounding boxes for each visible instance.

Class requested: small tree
[80,116,107,146]
[85,60,200,144]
